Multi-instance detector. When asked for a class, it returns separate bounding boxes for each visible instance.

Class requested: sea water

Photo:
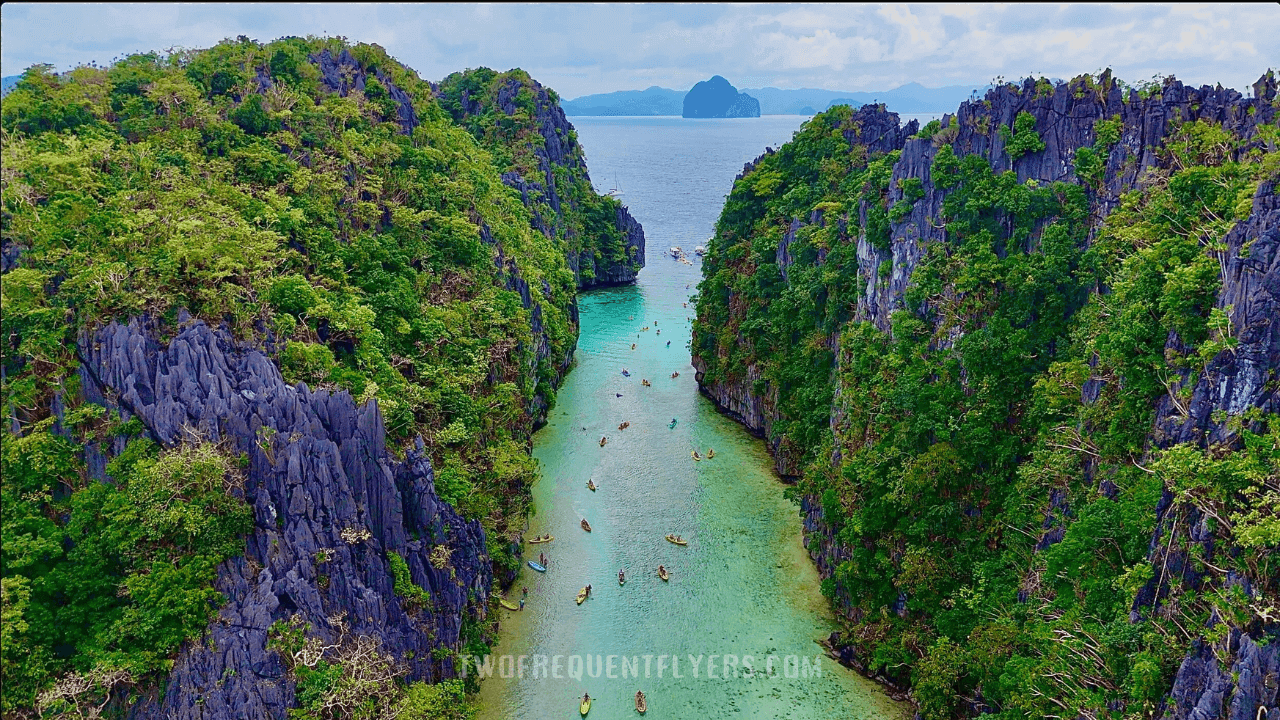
[477,117,908,720]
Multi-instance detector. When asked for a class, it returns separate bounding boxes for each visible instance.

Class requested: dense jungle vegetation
[0,36,603,716]
[434,67,640,287]
[693,82,1280,718]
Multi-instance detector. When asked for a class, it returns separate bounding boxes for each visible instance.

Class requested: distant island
[563,80,986,116]
[560,86,684,116]
[682,75,760,118]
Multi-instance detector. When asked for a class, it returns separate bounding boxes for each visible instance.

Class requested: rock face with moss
[436,68,646,289]
[79,318,490,719]
[693,72,1279,719]
[0,37,606,718]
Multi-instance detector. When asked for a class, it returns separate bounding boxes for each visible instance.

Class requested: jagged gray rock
[75,317,489,719]
[310,48,419,135]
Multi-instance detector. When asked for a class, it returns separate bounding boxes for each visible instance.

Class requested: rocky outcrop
[682,76,761,118]
[1163,629,1280,720]
[1151,178,1280,448]
[691,355,804,477]
[75,317,489,719]
[575,202,646,288]
[309,48,419,135]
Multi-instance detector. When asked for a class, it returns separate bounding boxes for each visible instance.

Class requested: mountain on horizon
[564,81,986,116]
[560,86,684,116]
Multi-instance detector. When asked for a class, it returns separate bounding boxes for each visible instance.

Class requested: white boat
[669,247,684,259]
[694,245,706,256]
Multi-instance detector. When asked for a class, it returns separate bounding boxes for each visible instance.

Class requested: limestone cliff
[436,68,646,289]
[693,71,1279,719]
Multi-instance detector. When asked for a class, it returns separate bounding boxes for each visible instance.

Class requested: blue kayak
[621,370,631,376]
[528,561,547,573]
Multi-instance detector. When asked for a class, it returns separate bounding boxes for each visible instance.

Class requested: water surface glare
[477,117,907,720]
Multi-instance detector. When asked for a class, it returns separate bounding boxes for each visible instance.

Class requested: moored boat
[528,561,546,573]
[500,598,520,611]
[527,535,554,544]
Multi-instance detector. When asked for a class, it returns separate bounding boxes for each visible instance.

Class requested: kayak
[587,480,597,491]
[658,567,669,582]
[665,534,687,546]
[527,536,554,544]
[528,561,546,573]
[691,451,701,461]
[581,518,592,532]
[580,697,592,715]
[707,449,715,458]
[499,598,520,611]
[636,691,647,714]
[576,587,589,605]
[618,573,625,586]
[621,370,630,376]
[668,420,677,429]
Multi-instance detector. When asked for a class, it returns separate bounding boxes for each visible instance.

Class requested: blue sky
[2,3,1277,98]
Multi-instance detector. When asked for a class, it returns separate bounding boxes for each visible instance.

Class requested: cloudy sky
[2,3,1276,98]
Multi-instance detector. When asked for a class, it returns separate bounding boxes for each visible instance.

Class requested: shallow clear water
[477,117,907,720]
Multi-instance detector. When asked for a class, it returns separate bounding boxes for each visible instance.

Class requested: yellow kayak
[499,599,519,611]
[576,587,589,605]
[527,536,555,544]
[587,480,597,491]
[580,696,592,715]
[636,691,647,714]
[658,567,669,582]
[665,534,687,546]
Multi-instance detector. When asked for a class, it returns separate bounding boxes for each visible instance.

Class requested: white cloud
[1,3,1276,97]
